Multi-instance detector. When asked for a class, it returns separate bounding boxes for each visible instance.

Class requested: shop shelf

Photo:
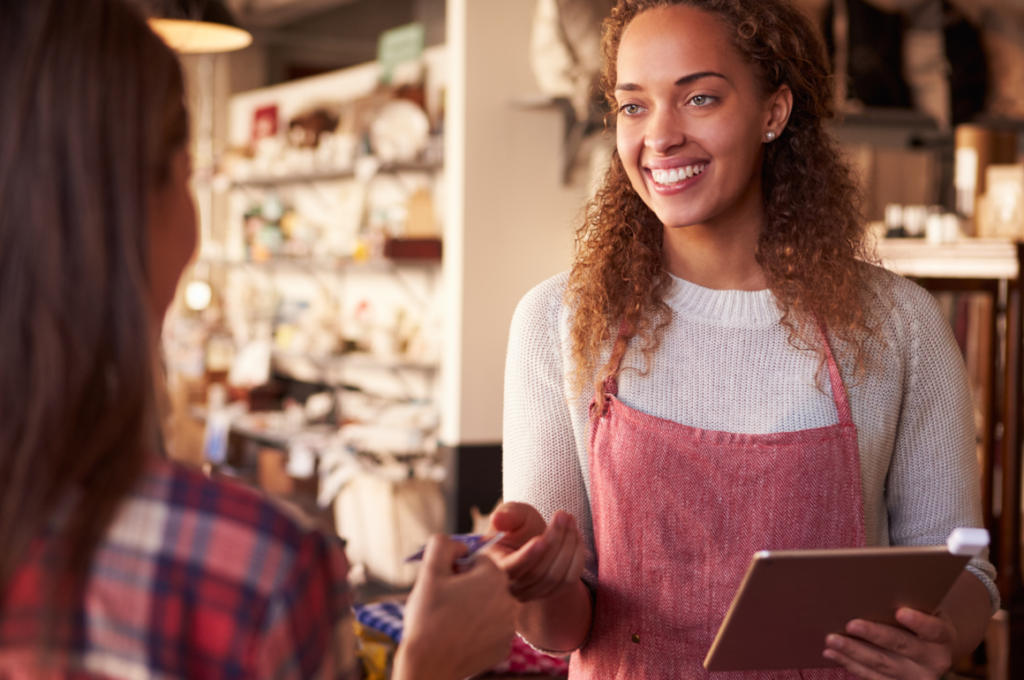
[229,160,442,188]
[876,238,1019,280]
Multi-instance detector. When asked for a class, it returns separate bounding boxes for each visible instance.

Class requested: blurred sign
[377,22,425,83]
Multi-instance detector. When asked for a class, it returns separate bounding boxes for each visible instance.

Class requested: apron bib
[571,331,865,679]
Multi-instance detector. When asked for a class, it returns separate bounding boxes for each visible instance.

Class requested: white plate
[370,99,430,163]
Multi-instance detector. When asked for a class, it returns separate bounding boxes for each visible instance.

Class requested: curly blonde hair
[567,0,879,399]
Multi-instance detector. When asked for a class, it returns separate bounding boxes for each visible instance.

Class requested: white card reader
[946,527,990,557]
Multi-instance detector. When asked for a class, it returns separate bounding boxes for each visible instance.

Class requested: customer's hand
[488,501,586,603]
[823,608,955,679]
[394,535,516,680]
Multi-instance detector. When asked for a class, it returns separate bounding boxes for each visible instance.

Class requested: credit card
[403,532,506,566]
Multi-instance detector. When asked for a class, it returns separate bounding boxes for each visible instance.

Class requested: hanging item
[530,0,615,121]
[144,0,252,54]
[943,1,988,127]
[827,0,913,108]
[825,0,988,129]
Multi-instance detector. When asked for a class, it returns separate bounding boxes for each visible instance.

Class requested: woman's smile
[646,161,710,195]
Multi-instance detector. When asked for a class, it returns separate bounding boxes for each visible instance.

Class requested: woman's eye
[619,103,642,116]
[689,94,715,107]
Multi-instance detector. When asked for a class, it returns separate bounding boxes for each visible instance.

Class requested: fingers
[565,536,587,586]
[823,613,955,679]
[422,534,469,577]
[490,502,546,549]
[896,608,953,644]
[822,645,896,680]
[499,511,566,579]
[489,502,531,532]
[541,515,582,589]
[845,619,919,659]
[463,552,511,588]
[514,514,581,599]
[501,511,584,601]
[824,632,905,679]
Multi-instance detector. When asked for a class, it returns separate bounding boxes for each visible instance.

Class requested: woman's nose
[644,107,685,154]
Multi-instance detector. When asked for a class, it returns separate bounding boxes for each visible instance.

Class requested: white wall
[441,0,587,445]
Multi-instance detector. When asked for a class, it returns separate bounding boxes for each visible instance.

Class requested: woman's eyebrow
[675,71,728,86]
[615,71,729,92]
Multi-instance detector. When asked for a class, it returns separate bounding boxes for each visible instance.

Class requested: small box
[384,237,442,261]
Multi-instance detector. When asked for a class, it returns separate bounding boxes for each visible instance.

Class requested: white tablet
[703,528,988,672]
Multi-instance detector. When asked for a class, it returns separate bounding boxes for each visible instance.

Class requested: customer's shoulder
[114,457,345,595]
[142,457,288,526]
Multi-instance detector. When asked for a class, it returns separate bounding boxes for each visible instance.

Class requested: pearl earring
[766,131,776,141]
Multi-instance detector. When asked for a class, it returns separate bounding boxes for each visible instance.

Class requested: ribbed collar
[664,272,782,325]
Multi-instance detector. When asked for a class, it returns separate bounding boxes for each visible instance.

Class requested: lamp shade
[147,0,252,54]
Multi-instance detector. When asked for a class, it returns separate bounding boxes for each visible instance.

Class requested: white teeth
[652,164,706,185]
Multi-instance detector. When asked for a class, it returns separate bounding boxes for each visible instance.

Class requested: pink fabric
[492,636,570,675]
[572,334,865,679]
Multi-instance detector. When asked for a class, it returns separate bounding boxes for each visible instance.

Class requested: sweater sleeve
[885,283,999,612]
[503,274,598,587]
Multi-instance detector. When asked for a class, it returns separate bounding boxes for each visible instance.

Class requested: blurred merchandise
[202,384,232,465]
[334,469,445,587]
[384,237,442,261]
[353,620,395,680]
[830,0,913,109]
[954,124,1018,229]
[881,203,964,245]
[370,99,430,163]
[977,164,1024,239]
[163,49,448,555]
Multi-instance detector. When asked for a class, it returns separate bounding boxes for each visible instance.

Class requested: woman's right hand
[488,502,586,603]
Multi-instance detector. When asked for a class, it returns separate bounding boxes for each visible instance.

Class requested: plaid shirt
[0,456,356,680]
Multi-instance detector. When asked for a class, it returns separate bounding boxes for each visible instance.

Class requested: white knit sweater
[503,267,998,609]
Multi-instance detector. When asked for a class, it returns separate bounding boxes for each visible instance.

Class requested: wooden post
[1000,244,1024,678]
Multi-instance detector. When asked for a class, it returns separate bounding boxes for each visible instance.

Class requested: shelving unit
[879,237,1024,677]
[169,48,450,485]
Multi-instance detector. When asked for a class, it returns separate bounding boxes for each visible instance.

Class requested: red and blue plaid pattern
[0,456,355,679]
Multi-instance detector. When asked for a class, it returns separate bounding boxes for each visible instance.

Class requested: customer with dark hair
[0,1,514,678]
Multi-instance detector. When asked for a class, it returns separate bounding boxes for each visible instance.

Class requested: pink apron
[571,331,865,679]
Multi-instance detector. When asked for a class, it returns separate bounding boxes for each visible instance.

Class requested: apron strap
[817,324,854,427]
[601,318,633,397]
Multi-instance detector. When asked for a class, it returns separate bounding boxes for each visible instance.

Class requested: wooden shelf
[272,350,438,386]
[876,238,1019,280]
[197,256,441,272]
[230,161,442,188]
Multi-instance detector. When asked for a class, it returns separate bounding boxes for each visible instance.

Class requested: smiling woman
[495,0,997,678]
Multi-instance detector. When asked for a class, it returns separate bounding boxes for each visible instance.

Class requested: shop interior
[153,0,1024,677]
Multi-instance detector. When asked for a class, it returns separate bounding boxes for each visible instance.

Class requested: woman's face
[614,5,790,230]
[148,147,197,319]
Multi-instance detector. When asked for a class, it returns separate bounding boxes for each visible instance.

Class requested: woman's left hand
[823,608,955,679]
